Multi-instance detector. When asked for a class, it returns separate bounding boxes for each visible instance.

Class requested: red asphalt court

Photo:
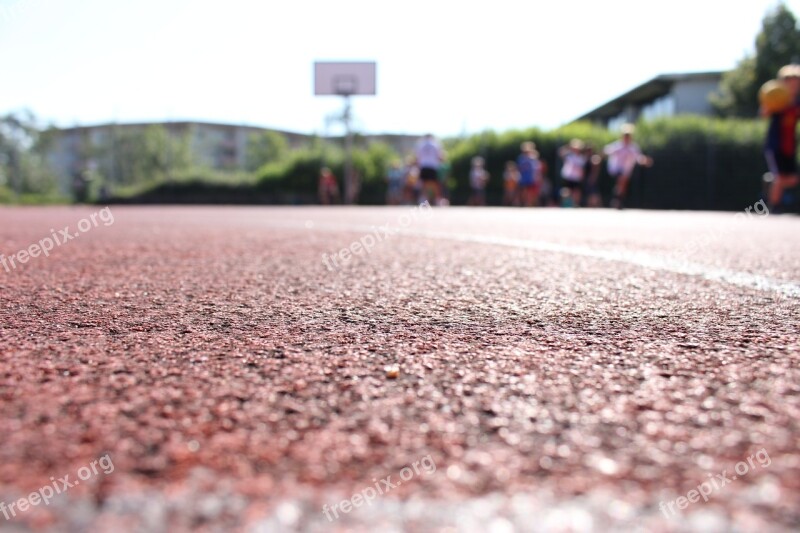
[0,205,798,532]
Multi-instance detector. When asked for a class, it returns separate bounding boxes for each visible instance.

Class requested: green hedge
[632,117,766,210]
[257,142,398,204]
[108,117,783,211]
[0,185,70,205]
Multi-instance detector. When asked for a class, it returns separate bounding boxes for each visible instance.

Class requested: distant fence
[446,117,773,211]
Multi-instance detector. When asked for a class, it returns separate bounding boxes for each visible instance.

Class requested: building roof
[50,120,309,138]
[48,120,423,142]
[574,71,724,123]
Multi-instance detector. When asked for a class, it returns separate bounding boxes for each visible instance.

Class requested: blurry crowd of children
[319,126,653,209]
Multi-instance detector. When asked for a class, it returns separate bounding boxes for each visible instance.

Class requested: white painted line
[275,220,800,299]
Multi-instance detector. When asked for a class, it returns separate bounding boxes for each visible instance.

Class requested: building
[575,71,724,129]
[46,121,421,195]
[46,121,311,193]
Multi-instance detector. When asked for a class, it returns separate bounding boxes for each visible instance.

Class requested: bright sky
[1,0,796,137]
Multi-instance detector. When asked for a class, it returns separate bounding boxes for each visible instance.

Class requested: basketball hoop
[314,62,377,205]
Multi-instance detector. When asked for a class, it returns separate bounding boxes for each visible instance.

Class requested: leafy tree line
[0,116,301,202]
[712,3,800,116]
[0,110,59,202]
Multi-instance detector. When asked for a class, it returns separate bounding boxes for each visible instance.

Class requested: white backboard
[314,62,376,96]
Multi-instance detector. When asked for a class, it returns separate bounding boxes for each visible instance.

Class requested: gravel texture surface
[0,206,797,532]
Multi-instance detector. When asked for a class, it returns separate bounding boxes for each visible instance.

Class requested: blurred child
[318,167,340,205]
[438,160,452,206]
[415,133,445,205]
[503,161,520,206]
[559,186,574,208]
[603,124,653,209]
[763,64,800,211]
[517,141,541,207]
[583,144,603,207]
[558,139,586,206]
[386,161,405,205]
[538,159,555,206]
[403,156,421,205]
[468,156,489,206]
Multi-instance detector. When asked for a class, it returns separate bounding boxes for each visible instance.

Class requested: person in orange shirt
[763,64,800,211]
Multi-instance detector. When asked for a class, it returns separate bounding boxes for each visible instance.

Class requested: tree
[96,124,192,187]
[712,3,800,117]
[0,110,58,196]
[245,130,289,171]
